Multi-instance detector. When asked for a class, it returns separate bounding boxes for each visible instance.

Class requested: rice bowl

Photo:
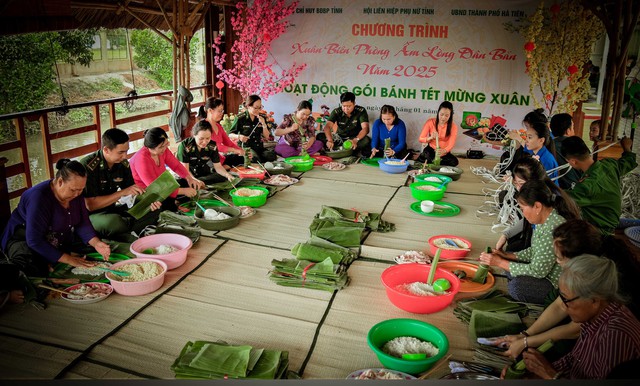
[106,258,167,296]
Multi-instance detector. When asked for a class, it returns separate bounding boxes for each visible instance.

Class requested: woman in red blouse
[197,97,245,168]
[130,127,202,211]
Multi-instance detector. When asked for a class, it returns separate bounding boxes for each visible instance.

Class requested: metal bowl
[194,206,241,231]
[263,161,293,176]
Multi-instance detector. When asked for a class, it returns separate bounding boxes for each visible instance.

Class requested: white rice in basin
[382,336,439,358]
[109,261,163,282]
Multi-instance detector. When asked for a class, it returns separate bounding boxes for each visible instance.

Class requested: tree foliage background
[130,30,200,90]
[0,30,95,116]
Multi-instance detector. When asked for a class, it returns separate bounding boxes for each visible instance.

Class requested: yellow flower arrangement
[510,1,603,115]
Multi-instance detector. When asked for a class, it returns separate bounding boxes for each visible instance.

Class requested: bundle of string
[621,172,640,219]
[472,138,625,233]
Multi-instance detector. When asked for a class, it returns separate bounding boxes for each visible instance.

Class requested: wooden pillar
[0,157,10,235]
[204,5,218,100]
[222,5,242,114]
[573,102,585,138]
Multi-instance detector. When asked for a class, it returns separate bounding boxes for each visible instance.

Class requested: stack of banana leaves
[453,291,532,371]
[291,236,358,265]
[171,340,289,379]
[309,218,365,248]
[318,205,395,233]
[453,290,529,325]
[269,257,349,292]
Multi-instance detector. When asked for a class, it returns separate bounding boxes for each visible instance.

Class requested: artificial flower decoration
[213,0,306,100]
[509,0,603,115]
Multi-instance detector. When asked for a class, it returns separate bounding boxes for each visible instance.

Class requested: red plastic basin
[427,235,472,259]
[381,263,460,314]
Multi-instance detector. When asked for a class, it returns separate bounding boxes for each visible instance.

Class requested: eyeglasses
[249,104,262,110]
[559,292,580,306]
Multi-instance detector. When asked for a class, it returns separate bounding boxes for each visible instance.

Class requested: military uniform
[316,105,371,156]
[176,137,226,184]
[80,150,158,240]
[230,111,276,163]
[567,150,638,235]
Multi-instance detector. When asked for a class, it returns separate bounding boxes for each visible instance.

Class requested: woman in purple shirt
[1,159,111,277]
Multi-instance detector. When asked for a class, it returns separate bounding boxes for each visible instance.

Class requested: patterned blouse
[276,113,317,147]
[510,209,565,287]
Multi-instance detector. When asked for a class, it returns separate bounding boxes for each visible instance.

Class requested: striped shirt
[553,302,640,379]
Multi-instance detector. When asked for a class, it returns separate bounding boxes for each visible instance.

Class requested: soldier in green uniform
[177,120,235,185]
[80,128,161,241]
[230,95,277,163]
[561,136,638,235]
[316,91,371,157]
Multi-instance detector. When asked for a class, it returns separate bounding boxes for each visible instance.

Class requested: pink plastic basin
[427,235,472,259]
[130,233,192,270]
[381,263,460,314]
[106,258,167,296]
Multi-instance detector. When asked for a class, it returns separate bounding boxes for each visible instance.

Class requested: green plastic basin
[284,156,314,172]
[409,181,446,201]
[367,318,449,375]
[229,186,269,207]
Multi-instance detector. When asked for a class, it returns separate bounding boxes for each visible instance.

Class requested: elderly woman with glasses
[520,254,640,379]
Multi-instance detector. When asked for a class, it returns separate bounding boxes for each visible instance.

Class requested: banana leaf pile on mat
[474,344,514,371]
[318,205,396,233]
[453,291,532,371]
[309,218,365,247]
[335,156,360,165]
[155,211,201,244]
[291,236,358,265]
[269,257,349,292]
[171,340,289,379]
[453,290,529,325]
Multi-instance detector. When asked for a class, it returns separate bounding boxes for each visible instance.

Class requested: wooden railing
[0,85,211,200]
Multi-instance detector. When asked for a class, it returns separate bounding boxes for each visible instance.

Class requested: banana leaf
[172,341,288,380]
[292,240,358,265]
[309,218,364,247]
[205,177,243,191]
[189,343,252,377]
[246,350,281,379]
[454,290,527,324]
[292,243,344,264]
[318,205,395,232]
[128,171,179,219]
[469,309,525,341]
[307,235,359,264]
[473,345,514,370]
[269,258,349,292]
